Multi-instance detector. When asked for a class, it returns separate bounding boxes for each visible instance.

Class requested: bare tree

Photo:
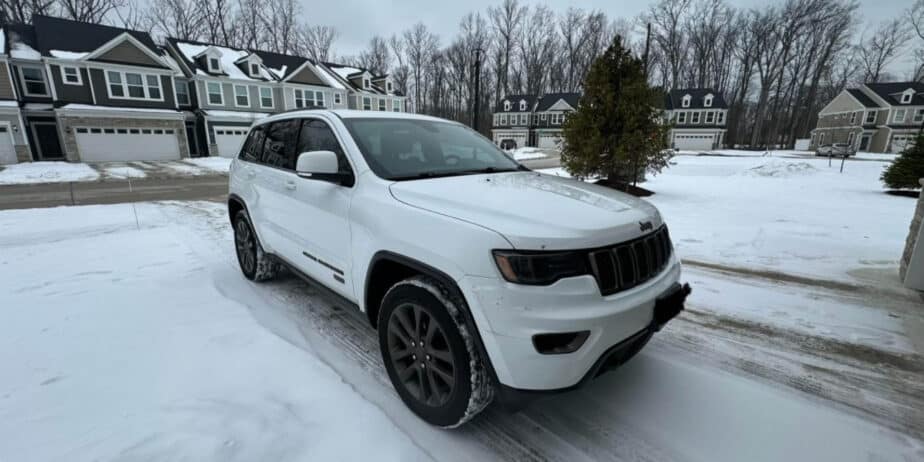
[260,0,299,53]
[402,22,439,112]
[355,35,391,75]
[200,0,235,46]
[299,25,337,61]
[646,0,692,90]
[0,0,56,24]
[858,17,911,82]
[488,0,525,97]
[148,0,200,40]
[58,0,123,23]
[516,5,557,95]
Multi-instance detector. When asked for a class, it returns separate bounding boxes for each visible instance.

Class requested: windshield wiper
[453,167,520,175]
[389,167,520,181]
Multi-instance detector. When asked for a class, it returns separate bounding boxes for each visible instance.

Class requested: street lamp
[472,47,483,132]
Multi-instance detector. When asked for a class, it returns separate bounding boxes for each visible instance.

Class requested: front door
[279,117,355,299]
[0,124,16,164]
[31,122,64,160]
[859,134,871,151]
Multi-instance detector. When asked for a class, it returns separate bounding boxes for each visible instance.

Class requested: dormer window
[901,89,914,104]
[704,94,713,108]
[208,57,220,73]
[504,100,511,111]
[386,81,393,92]
[519,100,527,111]
[250,63,260,77]
[682,94,691,108]
[363,78,371,89]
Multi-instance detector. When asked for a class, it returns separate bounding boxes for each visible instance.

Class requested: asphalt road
[0,176,229,210]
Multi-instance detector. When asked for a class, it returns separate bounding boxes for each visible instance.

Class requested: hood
[388,171,662,250]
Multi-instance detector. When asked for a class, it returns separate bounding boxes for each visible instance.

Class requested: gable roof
[323,62,396,95]
[28,15,165,67]
[664,88,727,110]
[864,82,924,106]
[535,92,580,112]
[846,89,880,108]
[497,94,537,112]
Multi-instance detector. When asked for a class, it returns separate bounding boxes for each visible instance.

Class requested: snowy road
[0,201,921,461]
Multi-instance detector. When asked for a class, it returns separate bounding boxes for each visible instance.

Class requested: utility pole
[472,47,483,133]
[643,23,651,78]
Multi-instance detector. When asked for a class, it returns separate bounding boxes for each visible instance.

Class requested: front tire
[233,210,278,282]
[378,276,494,427]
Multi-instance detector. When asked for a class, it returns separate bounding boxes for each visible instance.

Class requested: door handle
[284,180,296,190]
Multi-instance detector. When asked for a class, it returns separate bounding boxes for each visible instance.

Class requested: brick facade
[56,115,188,162]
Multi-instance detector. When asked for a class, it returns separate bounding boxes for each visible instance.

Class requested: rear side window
[297,119,351,174]
[239,126,265,162]
[261,120,300,170]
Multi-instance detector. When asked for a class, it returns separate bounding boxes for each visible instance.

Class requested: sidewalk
[0,158,231,186]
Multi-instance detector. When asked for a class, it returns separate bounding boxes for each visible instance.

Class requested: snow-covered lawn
[185,156,233,173]
[0,161,99,185]
[542,153,913,286]
[509,147,548,161]
[0,201,919,461]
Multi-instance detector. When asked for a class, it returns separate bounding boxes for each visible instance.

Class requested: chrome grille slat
[588,226,673,296]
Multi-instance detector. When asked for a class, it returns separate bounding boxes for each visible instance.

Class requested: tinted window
[239,126,265,162]
[261,120,300,170]
[297,119,351,174]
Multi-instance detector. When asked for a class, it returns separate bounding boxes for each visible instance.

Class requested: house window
[259,87,273,109]
[208,57,220,73]
[551,113,562,125]
[250,63,260,77]
[334,93,342,105]
[363,78,370,89]
[234,85,250,107]
[294,89,324,108]
[847,132,855,146]
[704,95,713,107]
[61,66,81,85]
[500,114,507,125]
[682,95,691,108]
[677,111,687,124]
[849,112,858,125]
[392,99,401,112]
[387,82,393,92]
[379,99,386,111]
[705,111,715,124]
[915,109,924,124]
[865,111,876,124]
[207,81,223,105]
[691,112,701,123]
[901,91,913,104]
[716,111,725,124]
[504,100,511,111]
[540,113,547,121]
[363,96,372,110]
[19,66,48,96]
[519,100,527,111]
[175,81,190,105]
[520,114,528,125]
[893,109,906,123]
[106,70,162,100]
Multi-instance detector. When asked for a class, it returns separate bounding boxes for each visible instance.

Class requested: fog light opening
[532,331,590,355]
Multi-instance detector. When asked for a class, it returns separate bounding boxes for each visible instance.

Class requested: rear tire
[233,210,278,282]
[378,275,494,427]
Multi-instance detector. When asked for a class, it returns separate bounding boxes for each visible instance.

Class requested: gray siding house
[3,15,188,163]
[491,93,579,149]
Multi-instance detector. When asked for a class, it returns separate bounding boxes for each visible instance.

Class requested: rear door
[253,119,302,257]
[277,117,356,299]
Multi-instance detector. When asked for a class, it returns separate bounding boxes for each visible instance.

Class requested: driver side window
[297,119,352,174]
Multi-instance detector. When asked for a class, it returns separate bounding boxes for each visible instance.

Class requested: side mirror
[296,150,338,176]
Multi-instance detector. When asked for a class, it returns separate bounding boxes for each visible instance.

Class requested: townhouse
[663,88,728,151]
[491,93,579,149]
[811,82,924,153]
[0,15,408,165]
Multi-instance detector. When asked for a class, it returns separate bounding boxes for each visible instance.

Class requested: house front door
[31,122,64,160]
[859,134,871,151]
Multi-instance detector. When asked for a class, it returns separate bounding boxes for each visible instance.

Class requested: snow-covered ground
[508,147,549,161]
[541,153,913,286]
[0,200,921,461]
[0,161,99,184]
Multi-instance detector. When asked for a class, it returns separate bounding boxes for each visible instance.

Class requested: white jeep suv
[228,109,689,427]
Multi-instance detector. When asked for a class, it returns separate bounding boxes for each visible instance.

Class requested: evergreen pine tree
[560,35,671,187]
[882,132,924,190]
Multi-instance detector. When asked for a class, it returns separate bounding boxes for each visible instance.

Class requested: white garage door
[673,134,714,151]
[0,125,16,165]
[496,133,527,149]
[215,127,249,158]
[890,135,914,153]
[76,127,180,162]
[538,134,561,149]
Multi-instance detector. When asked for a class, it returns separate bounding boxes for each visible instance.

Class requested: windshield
[341,118,522,180]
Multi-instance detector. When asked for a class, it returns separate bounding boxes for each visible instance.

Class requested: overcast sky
[307,0,917,76]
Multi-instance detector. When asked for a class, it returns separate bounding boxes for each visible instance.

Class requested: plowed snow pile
[745,160,818,177]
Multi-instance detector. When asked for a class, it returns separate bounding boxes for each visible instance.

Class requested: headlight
[492,250,589,285]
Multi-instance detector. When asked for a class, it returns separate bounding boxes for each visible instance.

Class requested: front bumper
[460,258,685,392]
